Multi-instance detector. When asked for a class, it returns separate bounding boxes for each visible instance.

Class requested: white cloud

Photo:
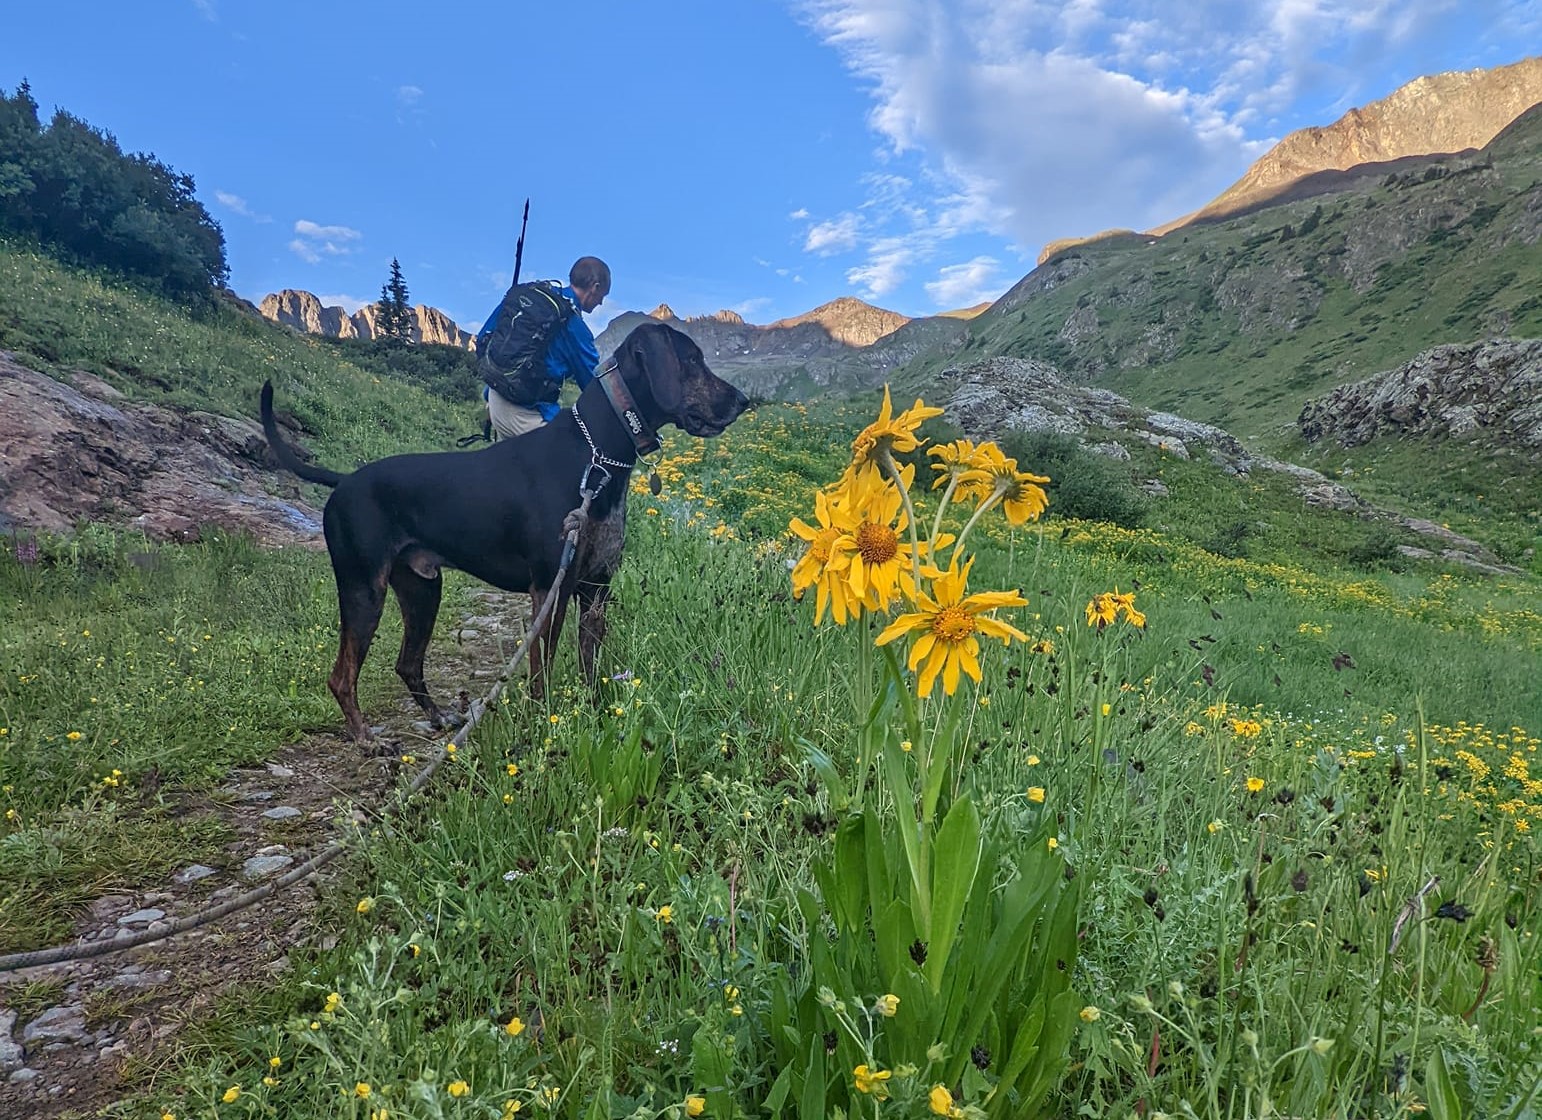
[290,219,362,263]
[294,220,362,241]
[924,256,1004,308]
[192,0,216,20]
[214,190,270,222]
[316,293,371,314]
[731,296,776,321]
[799,0,1520,268]
[788,207,810,220]
[397,84,424,105]
[804,212,863,254]
[845,238,914,298]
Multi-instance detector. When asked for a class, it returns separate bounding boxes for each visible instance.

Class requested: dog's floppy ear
[627,324,683,416]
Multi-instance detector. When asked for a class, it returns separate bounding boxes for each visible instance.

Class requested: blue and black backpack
[475,280,575,407]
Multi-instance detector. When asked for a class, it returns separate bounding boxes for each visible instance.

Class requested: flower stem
[950,488,1004,567]
[930,473,962,546]
[879,449,924,592]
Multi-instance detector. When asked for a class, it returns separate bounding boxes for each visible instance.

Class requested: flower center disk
[856,522,899,565]
[931,605,975,642]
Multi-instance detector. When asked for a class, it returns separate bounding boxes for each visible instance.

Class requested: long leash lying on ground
[0,483,603,975]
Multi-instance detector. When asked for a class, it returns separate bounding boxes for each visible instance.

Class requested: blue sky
[4,2,1537,334]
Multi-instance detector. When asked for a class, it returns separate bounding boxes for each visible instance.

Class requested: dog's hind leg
[389,564,451,728]
[330,578,388,741]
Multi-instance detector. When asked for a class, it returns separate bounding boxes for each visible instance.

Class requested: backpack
[475,280,575,407]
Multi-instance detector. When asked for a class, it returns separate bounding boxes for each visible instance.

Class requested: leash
[0,491,599,976]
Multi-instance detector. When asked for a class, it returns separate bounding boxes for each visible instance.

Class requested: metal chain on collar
[570,405,634,472]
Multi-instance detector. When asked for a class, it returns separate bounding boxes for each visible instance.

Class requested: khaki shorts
[487,392,547,440]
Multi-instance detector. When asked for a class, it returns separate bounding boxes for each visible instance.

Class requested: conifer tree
[376,257,413,341]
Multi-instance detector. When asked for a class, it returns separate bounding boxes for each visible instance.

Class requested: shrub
[999,430,1148,527]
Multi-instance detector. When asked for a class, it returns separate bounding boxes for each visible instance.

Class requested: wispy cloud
[289,219,362,264]
[397,85,424,106]
[804,212,863,255]
[213,190,270,223]
[192,0,217,20]
[924,256,1004,309]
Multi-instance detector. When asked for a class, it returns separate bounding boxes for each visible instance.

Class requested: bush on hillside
[0,81,227,298]
[326,336,484,403]
[1000,429,1148,527]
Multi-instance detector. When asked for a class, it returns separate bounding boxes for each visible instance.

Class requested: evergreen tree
[376,257,413,342]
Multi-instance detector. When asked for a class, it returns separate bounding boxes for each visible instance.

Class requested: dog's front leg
[577,583,611,695]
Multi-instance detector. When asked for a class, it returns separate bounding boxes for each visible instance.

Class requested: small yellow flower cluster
[1085,589,1145,631]
[853,1063,892,1098]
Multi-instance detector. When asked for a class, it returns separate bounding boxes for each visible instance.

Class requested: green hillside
[886,104,1542,446]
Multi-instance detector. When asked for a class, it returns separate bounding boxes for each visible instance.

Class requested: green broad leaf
[800,1031,827,1120]
[924,795,983,994]
[765,1065,793,1117]
[992,994,1046,1105]
[1425,1048,1463,1120]
[880,747,929,931]
[833,816,868,933]
[806,744,850,811]
[874,897,918,985]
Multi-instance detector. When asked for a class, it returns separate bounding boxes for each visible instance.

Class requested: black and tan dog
[261,322,748,740]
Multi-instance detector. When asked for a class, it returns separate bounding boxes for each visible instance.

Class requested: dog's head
[618,323,749,439]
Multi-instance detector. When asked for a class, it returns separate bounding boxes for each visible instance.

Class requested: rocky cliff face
[1043,56,1542,262]
[1299,338,1542,450]
[259,290,474,349]
[768,297,910,347]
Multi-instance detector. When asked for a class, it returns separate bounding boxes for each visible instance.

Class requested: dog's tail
[260,381,344,488]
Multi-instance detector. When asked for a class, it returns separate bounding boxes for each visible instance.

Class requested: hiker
[476,256,611,440]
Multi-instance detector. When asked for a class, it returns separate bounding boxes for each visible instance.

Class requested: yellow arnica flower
[505,1015,525,1037]
[1027,786,1046,803]
[876,558,1028,697]
[834,463,938,613]
[1085,589,1145,630]
[685,1096,707,1117]
[1246,776,1265,793]
[973,442,1050,525]
[852,1064,892,1099]
[356,897,374,915]
[1079,1006,1101,1023]
[448,1080,469,1098]
[929,1084,961,1117]
[790,486,860,626]
[655,905,673,924]
[851,385,943,467]
[355,1083,372,1099]
[928,437,993,492]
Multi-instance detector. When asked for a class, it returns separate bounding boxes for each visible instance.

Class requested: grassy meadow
[1,247,1539,1118]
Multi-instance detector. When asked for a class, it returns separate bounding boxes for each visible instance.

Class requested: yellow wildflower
[686,1096,707,1117]
[852,1064,892,1099]
[1027,786,1046,803]
[222,1086,242,1103]
[1079,1006,1101,1022]
[66,731,83,741]
[875,558,1027,697]
[850,385,943,468]
[929,1084,959,1116]
[655,905,673,924]
[356,897,374,915]
[355,1083,372,1099]
[876,992,899,1017]
[505,1016,525,1037]
[1246,776,1265,793]
[448,1080,470,1097]
[790,486,860,626]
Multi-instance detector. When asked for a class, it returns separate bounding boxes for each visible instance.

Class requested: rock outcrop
[768,297,910,347]
[0,353,322,546]
[258,290,474,349]
[935,353,1516,571]
[1298,338,1542,449]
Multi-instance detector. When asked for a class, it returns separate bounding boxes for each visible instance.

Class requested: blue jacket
[482,284,600,421]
